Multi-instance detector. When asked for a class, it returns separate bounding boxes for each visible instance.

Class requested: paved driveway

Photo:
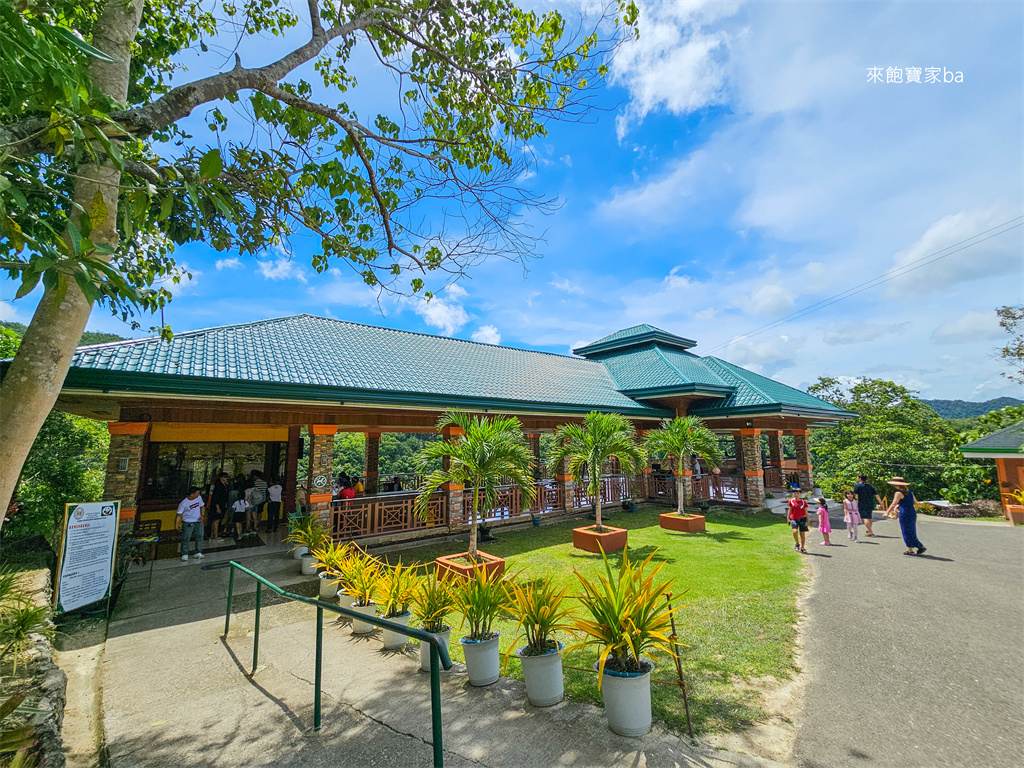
[793,514,1024,768]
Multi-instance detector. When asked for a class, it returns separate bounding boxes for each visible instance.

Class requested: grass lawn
[383,503,804,735]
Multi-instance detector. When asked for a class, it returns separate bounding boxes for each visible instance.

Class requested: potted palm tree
[411,570,459,672]
[548,411,645,553]
[645,416,724,533]
[375,561,422,650]
[416,410,535,578]
[503,576,574,707]
[285,515,329,560]
[1002,488,1024,525]
[311,541,350,599]
[573,547,678,737]
[453,567,508,686]
[336,551,381,635]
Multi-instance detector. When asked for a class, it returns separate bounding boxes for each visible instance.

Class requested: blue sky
[2,0,1023,400]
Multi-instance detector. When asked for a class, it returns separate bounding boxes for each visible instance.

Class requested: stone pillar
[284,426,300,516]
[364,431,381,494]
[307,425,337,528]
[525,433,542,481]
[103,422,150,524]
[732,432,743,465]
[767,430,783,467]
[440,425,465,527]
[554,458,575,510]
[739,428,765,507]
[791,429,814,491]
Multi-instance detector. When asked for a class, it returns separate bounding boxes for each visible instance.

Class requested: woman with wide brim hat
[884,477,926,556]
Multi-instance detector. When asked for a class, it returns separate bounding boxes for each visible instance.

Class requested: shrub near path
[386,504,804,736]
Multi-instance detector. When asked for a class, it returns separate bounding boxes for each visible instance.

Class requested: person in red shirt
[787,490,809,554]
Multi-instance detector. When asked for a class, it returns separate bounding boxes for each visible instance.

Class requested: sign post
[54,501,121,615]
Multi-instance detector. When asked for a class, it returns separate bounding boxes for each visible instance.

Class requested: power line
[703,215,1024,356]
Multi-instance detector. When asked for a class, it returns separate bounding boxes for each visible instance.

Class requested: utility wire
[703,215,1024,355]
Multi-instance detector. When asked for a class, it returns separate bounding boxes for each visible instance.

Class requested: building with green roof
[11,316,853,543]
[958,422,1024,520]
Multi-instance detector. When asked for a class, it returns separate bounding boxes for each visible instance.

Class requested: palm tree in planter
[644,416,723,532]
[416,410,535,577]
[548,411,645,553]
[572,546,679,737]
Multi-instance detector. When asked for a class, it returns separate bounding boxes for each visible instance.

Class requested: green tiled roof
[573,324,696,356]
[61,315,663,415]
[688,357,853,418]
[594,345,732,395]
[958,422,1024,454]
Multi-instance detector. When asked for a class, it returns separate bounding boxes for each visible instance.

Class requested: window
[142,441,287,504]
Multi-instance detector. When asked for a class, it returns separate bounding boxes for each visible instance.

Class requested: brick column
[791,429,814,491]
[554,458,575,510]
[440,425,465,527]
[307,425,337,528]
[767,430,783,467]
[103,422,150,523]
[364,431,381,494]
[739,428,765,507]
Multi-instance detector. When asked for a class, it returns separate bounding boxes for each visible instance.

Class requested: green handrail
[222,560,453,767]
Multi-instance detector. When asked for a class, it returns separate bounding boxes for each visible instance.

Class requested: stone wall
[102,423,150,521]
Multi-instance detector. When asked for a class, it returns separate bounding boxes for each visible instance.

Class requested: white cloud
[931,311,1002,344]
[550,278,584,295]
[718,333,803,376]
[413,285,470,336]
[611,1,742,139]
[560,155,573,167]
[742,283,794,316]
[471,325,501,345]
[257,257,307,283]
[823,322,910,346]
[156,262,201,297]
[0,300,29,324]
[215,257,242,270]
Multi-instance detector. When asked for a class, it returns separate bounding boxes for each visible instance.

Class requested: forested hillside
[922,397,1023,419]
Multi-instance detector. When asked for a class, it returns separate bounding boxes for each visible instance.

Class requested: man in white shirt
[175,487,206,562]
[267,479,283,533]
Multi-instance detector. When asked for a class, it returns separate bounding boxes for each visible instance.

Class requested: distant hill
[1,321,126,346]
[922,397,1024,419]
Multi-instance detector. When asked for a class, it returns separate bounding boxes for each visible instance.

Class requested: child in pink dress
[816,497,832,545]
[843,490,861,542]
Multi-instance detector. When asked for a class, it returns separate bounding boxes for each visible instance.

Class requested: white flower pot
[318,573,338,599]
[461,633,501,687]
[598,662,653,737]
[381,612,412,650]
[518,642,564,707]
[350,602,378,635]
[419,627,452,672]
[292,545,308,560]
[300,553,317,574]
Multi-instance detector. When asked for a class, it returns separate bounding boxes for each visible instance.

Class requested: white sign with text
[55,501,120,613]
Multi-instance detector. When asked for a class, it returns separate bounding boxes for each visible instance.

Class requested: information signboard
[54,500,120,614]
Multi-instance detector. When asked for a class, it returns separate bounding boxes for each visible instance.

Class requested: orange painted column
[440,425,466,527]
[307,425,337,528]
[738,428,765,506]
[789,429,813,491]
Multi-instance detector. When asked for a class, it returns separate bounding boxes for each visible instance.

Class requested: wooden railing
[329,492,447,540]
[763,466,784,488]
[573,474,632,509]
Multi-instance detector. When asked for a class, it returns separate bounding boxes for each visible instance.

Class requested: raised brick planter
[572,525,628,553]
[435,551,506,580]
[659,513,706,533]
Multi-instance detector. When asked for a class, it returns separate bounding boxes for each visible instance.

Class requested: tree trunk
[0,0,144,523]
[677,475,685,516]
[594,482,602,532]
[468,485,479,559]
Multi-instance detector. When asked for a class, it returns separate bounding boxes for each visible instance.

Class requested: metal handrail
[222,560,453,768]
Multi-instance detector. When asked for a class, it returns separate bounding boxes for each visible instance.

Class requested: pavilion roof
[958,421,1024,456]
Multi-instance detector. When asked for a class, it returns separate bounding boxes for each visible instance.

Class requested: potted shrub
[548,412,645,553]
[572,547,678,737]
[1002,489,1024,525]
[311,541,349,599]
[285,515,329,560]
[645,416,723,534]
[336,551,381,635]
[453,567,508,686]
[503,576,574,707]
[411,570,459,672]
[416,410,535,578]
[375,561,422,651]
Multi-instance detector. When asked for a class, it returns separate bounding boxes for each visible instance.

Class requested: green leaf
[89,191,108,228]
[15,270,41,299]
[51,26,116,62]
[199,149,223,179]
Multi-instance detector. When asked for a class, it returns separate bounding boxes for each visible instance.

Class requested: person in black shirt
[853,474,883,537]
[208,472,231,541]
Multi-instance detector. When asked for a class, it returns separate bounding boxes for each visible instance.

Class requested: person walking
[816,496,833,546]
[208,472,230,541]
[175,486,206,562]
[266,478,283,533]
[842,491,861,543]
[885,476,926,556]
[788,490,809,554]
[853,474,883,537]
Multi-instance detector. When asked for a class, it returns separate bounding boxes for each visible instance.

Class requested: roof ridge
[703,356,776,403]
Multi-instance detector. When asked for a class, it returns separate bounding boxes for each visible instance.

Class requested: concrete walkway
[100,551,783,768]
[792,514,1024,768]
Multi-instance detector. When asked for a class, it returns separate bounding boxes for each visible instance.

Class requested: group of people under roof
[786,473,928,557]
[331,471,408,500]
